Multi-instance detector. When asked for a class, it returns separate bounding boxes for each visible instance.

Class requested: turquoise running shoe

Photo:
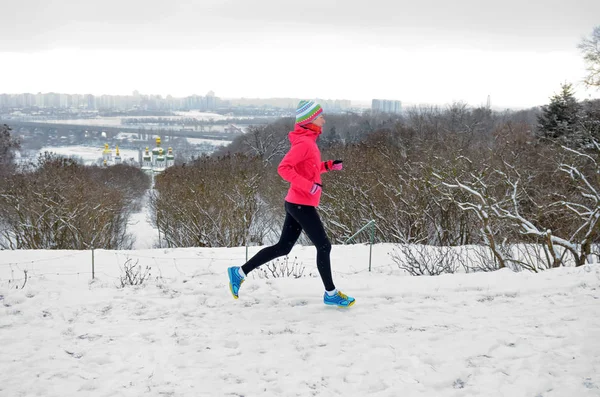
[227,267,245,299]
[324,291,355,307]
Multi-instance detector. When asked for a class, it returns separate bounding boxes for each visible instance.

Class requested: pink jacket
[277,124,333,207]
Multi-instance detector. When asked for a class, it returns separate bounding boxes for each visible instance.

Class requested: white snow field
[38,146,141,166]
[0,244,599,397]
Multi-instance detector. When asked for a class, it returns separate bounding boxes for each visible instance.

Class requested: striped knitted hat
[295,100,323,125]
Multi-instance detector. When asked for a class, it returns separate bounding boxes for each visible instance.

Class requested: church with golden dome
[101,137,175,175]
[141,137,175,173]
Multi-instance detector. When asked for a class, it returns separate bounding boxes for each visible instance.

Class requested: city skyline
[0,90,355,101]
[1,0,599,109]
[0,91,356,111]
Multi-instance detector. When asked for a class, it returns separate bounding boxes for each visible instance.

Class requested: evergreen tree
[537,83,582,144]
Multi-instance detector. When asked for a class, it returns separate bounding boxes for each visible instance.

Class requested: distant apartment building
[185,95,207,110]
[45,92,61,108]
[85,94,96,110]
[23,93,36,107]
[206,90,216,110]
[321,99,352,111]
[97,95,113,109]
[59,93,70,108]
[372,99,402,114]
[35,93,45,107]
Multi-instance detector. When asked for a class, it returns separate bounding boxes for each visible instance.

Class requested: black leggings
[241,201,335,291]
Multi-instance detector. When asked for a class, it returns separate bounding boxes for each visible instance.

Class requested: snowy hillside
[0,245,599,397]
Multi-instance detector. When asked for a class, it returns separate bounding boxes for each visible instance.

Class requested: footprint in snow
[290,299,309,307]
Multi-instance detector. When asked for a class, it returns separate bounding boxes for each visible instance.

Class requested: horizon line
[0,91,545,110]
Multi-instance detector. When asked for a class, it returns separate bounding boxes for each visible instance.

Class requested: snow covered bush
[151,153,265,248]
[252,256,307,279]
[118,258,151,288]
[0,153,149,249]
[461,245,503,273]
[391,244,464,276]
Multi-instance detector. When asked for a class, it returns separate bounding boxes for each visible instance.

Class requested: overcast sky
[1,0,599,108]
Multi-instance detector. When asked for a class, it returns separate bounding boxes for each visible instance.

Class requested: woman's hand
[310,183,323,195]
[325,159,343,171]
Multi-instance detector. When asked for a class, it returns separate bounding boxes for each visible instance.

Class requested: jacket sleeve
[277,141,314,192]
[320,160,333,173]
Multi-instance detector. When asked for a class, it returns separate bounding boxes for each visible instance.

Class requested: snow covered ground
[1,243,599,397]
[186,137,232,147]
[38,112,232,127]
[127,190,160,250]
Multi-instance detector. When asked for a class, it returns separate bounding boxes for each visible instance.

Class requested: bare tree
[556,143,600,265]
[579,26,600,89]
[0,124,20,177]
[229,122,291,165]
[435,170,508,270]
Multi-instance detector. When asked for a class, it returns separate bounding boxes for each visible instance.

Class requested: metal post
[369,221,374,272]
[345,220,376,272]
[245,219,249,262]
[91,223,96,280]
[157,208,162,248]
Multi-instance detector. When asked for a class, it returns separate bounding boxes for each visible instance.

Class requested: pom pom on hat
[295,100,323,125]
